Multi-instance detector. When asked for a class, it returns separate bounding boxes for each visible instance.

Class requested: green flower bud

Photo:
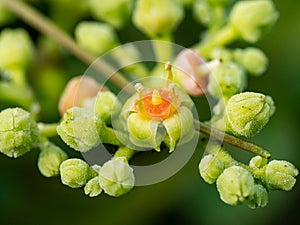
[84,176,102,197]
[249,155,267,169]
[193,0,213,26]
[229,0,279,43]
[38,141,68,177]
[133,0,184,37]
[163,106,195,152]
[0,108,38,158]
[208,62,246,99]
[199,154,225,184]
[225,92,275,137]
[75,21,118,56]
[265,160,298,191]
[99,158,135,197]
[217,166,255,205]
[233,48,268,76]
[60,158,94,188]
[0,28,34,69]
[89,0,133,29]
[247,184,268,209]
[94,91,122,123]
[56,107,102,152]
[211,47,232,63]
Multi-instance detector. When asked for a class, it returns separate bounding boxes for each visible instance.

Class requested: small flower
[225,92,275,137]
[84,176,102,197]
[193,0,213,26]
[233,47,268,76]
[38,140,68,177]
[58,76,107,115]
[89,0,133,29]
[249,155,268,169]
[199,154,225,184]
[208,62,246,99]
[99,157,135,197]
[60,158,95,188]
[75,21,118,56]
[247,184,268,209]
[216,166,255,205]
[133,0,184,37]
[0,108,38,158]
[265,160,298,191]
[229,0,279,43]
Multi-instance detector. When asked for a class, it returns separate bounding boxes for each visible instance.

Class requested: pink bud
[174,49,209,96]
[58,76,107,115]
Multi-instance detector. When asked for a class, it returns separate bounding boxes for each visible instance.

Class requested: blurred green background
[0,0,300,224]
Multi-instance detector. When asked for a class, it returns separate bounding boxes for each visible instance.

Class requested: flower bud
[38,142,68,177]
[249,155,267,169]
[89,0,133,29]
[208,62,246,99]
[233,48,268,76]
[58,76,107,115]
[199,154,225,184]
[84,176,102,197]
[60,158,94,188]
[56,107,102,151]
[0,28,34,69]
[75,21,118,56]
[193,0,213,26]
[265,160,298,191]
[229,0,279,43]
[99,158,135,197]
[247,184,268,209]
[0,108,38,158]
[133,0,184,37]
[225,92,275,137]
[94,91,122,123]
[216,166,255,205]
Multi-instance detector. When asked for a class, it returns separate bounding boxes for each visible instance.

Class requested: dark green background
[0,0,299,224]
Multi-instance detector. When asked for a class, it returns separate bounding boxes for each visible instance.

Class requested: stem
[194,120,271,159]
[114,146,136,162]
[38,122,58,137]
[0,0,133,92]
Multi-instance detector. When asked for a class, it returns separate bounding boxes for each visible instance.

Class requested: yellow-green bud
[56,107,102,152]
[217,166,255,205]
[229,0,279,43]
[199,154,225,184]
[265,160,298,191]
[84,176,102,197]
[225,92,275,137]
[211,47,232,62]
[247,184,268,209]
[0,28,34,69]
[249,155,267,169]
[233,48,268,76]
[0,108,38,158]
[193,0,213,26]
[208,62,246,99]
[99,158,135,197]
[60,158,93,188]
[75,21,118,56]
[94,91,122,123]
[38,142,68,177]
[133,0,184,37]
[89,0,133,29]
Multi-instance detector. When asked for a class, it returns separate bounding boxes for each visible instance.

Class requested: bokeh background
[0,0,299,224]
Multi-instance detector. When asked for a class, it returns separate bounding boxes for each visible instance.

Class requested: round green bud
[99,158,135,197]
[249,155,267,169]
[233,48,268,76]
[225,92,275,137]
[199,154,225,184]
[75,21,118,56]
[56,107,103,152]
[38,142,68,177]
[84,176,102,197]
[247,184,268,209]
[211,47,232,63]
[216,166,255,205]
[133,0,184,37]
[60,158,92,188]
[94,91,122,123]
[229,0,279,43]
[208,62,246,99]
[265,160,298,191]
[193,0,213,26]
[0,28,34,69]
[89,0,133,29]
[0,108,38,158]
